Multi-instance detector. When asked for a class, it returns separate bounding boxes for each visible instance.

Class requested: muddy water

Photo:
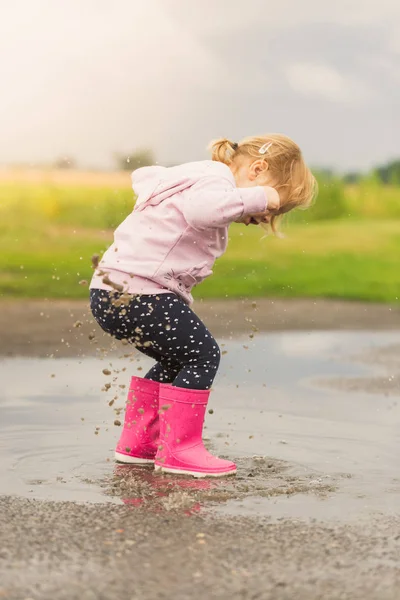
[1,331,399,520]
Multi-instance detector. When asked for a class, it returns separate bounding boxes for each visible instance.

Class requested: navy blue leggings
[90,289,221,390]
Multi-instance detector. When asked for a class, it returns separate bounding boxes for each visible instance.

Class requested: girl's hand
[235,186,281,226]
[239,210,273,226]
[240,187,280,226]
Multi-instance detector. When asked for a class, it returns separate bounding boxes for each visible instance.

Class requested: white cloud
[162,0,400,31]
[285,62,369,103]
[387,28,400,54]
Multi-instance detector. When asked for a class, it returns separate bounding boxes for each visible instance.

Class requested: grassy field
[1,169,399,302]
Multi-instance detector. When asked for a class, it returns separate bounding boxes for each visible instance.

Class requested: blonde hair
[209,134,317,231]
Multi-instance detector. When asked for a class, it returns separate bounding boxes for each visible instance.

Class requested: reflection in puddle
[100,456,338,517]
[1,331,399,521]
[107,465,219,515]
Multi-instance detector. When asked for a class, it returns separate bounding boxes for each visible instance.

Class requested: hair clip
[231,142,239,151]
[259,142,273,155]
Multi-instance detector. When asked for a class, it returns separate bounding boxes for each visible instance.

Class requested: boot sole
[154,465,237,478]
[115,452,154,465]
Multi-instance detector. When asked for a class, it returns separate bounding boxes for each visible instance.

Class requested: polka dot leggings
[90,289,221,390]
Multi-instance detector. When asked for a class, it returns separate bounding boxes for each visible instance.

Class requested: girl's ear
[249,159,269,180]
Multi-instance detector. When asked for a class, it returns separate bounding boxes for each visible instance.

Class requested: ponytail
[208,138,238,165]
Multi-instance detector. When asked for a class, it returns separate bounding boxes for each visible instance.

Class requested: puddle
[1,331,399,521]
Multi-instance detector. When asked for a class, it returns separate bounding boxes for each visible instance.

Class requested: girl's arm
[182,176,268,230]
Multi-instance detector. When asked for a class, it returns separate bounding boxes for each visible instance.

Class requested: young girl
[90,134,316,478]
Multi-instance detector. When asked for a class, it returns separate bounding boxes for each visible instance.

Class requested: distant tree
[54,156,76,169]
[373,160,400,185]
[343,172,361,184]
[313,167,335,179]
[114,149,155,171]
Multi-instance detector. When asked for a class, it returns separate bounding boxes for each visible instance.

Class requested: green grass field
[1,171,399,302]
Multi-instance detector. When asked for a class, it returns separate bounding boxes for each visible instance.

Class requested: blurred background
[1,0,399,303]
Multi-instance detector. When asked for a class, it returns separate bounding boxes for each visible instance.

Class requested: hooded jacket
[90,160,268,305]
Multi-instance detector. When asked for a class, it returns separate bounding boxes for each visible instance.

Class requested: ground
[1,298,399,600]
[0,496,399,600]
[1,297,399,357]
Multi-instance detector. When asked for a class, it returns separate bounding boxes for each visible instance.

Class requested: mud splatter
[101,274,124,293]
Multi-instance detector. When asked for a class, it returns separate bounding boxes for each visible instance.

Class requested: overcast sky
[1,0,399,171]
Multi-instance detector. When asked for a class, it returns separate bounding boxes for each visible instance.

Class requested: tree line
[51,149,400,186]
[115,152,400,187]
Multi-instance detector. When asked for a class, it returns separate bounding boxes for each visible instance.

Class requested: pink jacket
[90,160,268,305]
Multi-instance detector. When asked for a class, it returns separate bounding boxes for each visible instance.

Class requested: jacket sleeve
[182,176,268,230]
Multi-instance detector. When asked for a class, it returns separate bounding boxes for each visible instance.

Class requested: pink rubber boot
[154,384,237,478]
[115,376,159,465]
